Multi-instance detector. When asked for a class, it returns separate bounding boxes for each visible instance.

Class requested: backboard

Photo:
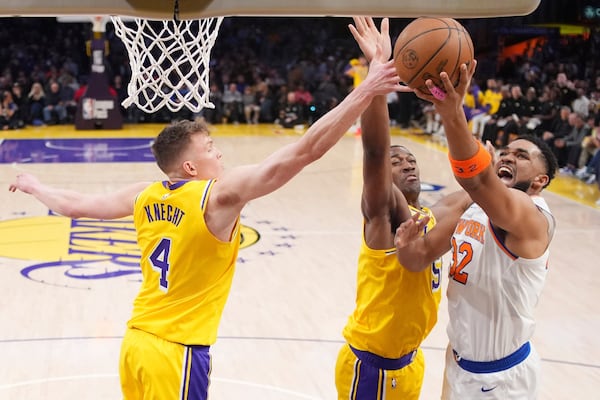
[0,0,541,19]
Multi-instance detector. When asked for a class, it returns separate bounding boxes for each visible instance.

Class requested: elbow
[53,201,93,219]
[457,179,481,193]
[57,205,84,219]
[302,146,326,165]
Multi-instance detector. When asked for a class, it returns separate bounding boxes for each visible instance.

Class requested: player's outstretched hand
[394,213,430,249]
[413,59,477,119]
[9,172,40,194]
[350,16,413,94]
[349,16,391,63]
[361,45,405,96]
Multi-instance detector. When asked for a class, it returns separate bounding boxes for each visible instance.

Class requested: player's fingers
[348,24,358,38]
[469,59,478,76]
[456,64,471,92]
[380,18,389,35]
[397,84,414,93]
[423,79,444,101]
[414,85,436,102]
[354,16,367,33]
[438,72,460,99]
[416,215,430,229]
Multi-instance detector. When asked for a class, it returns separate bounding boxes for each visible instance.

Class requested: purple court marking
[0,138,155,163]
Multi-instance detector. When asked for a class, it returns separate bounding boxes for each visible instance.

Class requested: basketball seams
[447,19,463,88]
[400,28,452,85]
[394,27,465,54]
[393,17,473,92]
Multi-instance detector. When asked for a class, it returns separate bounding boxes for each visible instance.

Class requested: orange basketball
[393,17,474,96]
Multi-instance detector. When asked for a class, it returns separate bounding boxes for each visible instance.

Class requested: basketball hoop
[111,16,223,113]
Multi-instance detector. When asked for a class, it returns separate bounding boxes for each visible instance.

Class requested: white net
[111,16,223,113]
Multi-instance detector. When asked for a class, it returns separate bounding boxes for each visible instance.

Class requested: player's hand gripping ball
[393,17,474,99]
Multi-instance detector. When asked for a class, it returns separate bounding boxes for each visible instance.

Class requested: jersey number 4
[149,238,172,292]
[448,237,472,285]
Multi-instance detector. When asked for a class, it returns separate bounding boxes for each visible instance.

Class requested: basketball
[393,17,474,95]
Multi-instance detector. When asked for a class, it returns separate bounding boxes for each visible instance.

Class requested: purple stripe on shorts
[352,360,382,399]
[185,345,211,400]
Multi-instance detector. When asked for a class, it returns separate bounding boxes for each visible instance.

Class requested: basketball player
[345,55,369,89]
[9,49,401,400]
[394,61,558,399]
[335,17,471,400]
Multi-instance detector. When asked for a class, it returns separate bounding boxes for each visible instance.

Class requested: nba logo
[82,98,94,120]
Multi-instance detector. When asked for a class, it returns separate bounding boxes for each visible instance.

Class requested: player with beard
[393,60,558,399]
[335,17,471,400]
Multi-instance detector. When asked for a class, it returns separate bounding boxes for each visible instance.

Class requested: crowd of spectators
[1,16,600,201]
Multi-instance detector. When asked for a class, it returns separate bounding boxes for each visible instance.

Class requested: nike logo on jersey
[481,386,497,392]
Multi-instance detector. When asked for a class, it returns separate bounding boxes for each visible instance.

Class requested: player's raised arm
[349,16,414,248]
[207,45,401,235]
[415,62,555,256]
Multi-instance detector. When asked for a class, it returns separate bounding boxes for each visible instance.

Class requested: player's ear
[532,174,549,191]
[182,160,198,176]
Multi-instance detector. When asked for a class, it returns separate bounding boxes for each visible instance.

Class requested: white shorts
[441,344,540,400]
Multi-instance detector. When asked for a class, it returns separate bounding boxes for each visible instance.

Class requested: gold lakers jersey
[481,89,503,115]
[129,180,241,345]
[343,206,442,358]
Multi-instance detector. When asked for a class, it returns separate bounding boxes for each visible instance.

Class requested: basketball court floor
[0,122,599,399]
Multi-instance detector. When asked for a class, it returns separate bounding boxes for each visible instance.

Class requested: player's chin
[499,176,514,187]
[404,180,421,192]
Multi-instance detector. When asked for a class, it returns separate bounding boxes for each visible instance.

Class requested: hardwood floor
[1,122,598,399]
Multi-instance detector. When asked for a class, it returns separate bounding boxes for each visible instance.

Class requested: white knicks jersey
[446,196,555,362]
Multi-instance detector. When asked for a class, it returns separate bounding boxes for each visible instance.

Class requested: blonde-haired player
[9,49,401,399]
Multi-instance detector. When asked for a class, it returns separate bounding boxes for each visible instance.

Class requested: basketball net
[111,16,223,113]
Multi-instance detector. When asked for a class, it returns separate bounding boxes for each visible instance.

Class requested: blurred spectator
[470,78,503,139]
[344,56,368,90]
[293,82,314,121]
[463,80,486,136]
[387,91,399,126]
[542,105,572,154]
[312,73,340,116]
[520,86,542,134]
[222,83,242,124]
[27,82,46,126]
[555,72,577,107]
[0,90,22,130]
[556,112,591,173]
[242,86,260,124]
[59,82,77,122]
[10,83,28,126]
[482,85,522,147]
[43,81,68,125]
[572,87,590,118]
[200,83,224,125]
[576,119,600,179]
[533,86,560,136]
[275,92,304,128]
[293,83,313,106]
